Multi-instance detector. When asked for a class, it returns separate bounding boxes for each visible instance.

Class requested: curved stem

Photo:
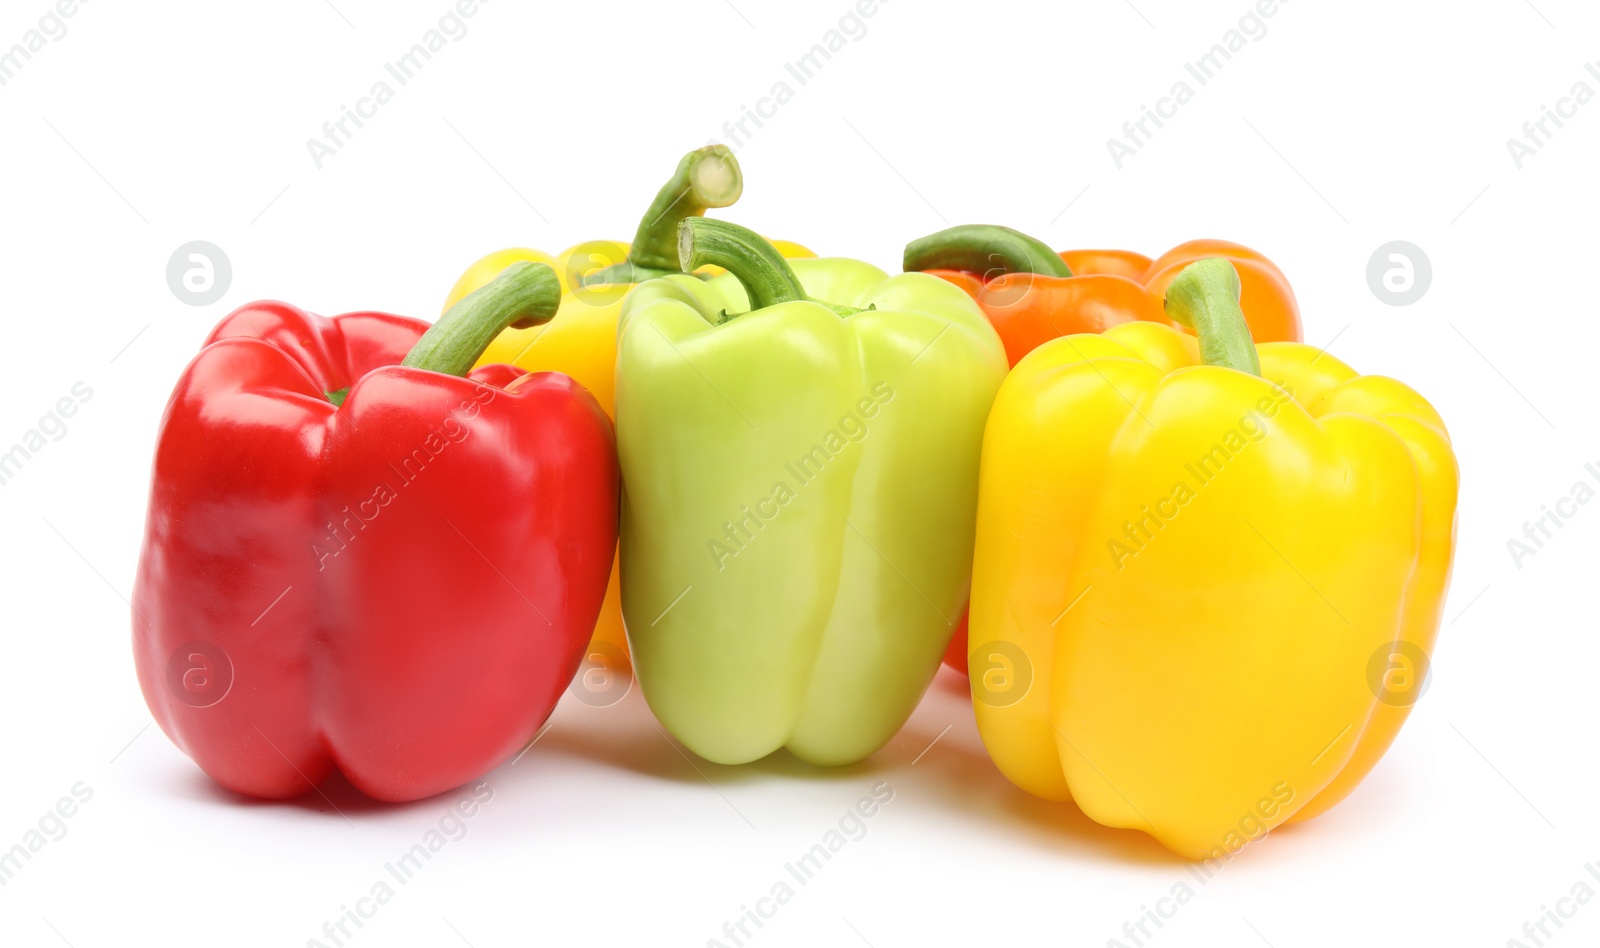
[903,224,1073,279]
[1162,258,1260,376]
[679,218,805,310]
[621,145,745,274]
[401,261,561,377]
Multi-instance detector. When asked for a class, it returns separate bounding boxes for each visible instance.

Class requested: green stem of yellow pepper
[903,224,1073,278]
[678,218,807,309]
[1162,258,1261,376]
[584,146,745,286]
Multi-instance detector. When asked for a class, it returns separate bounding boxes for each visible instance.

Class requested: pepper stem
[903,224,1073,279]
[679,218,806,309]
[1163,258,1261,376]
[401,261,561,377]
[582,146,745,287]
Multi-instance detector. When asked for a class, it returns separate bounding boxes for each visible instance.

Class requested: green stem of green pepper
[903,224,1073,278]
[401,261,562,378]
[1162,258,1261,376]
[584,146,745,286]
[678,218,807,309]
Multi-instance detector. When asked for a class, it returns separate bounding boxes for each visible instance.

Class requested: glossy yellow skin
[443,238,816,661]
[969,321,1457,859]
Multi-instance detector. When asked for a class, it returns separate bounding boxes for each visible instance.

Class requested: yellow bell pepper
[442,146,813,671]
[968,258,1458,859]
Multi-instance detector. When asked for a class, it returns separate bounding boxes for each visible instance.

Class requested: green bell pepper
[616,219,1008,765]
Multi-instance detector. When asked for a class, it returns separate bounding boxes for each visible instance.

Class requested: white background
[0,0,1594,945]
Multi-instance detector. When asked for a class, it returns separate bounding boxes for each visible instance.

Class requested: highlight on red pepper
[904,224,1302,368]
[132,262,619,802]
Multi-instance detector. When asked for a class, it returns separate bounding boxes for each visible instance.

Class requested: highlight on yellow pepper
[441,145,813,687]
[967,258,1458,859]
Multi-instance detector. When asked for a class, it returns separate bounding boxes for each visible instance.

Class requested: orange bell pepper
[911,226,1303,676]
[905,225,1302,367]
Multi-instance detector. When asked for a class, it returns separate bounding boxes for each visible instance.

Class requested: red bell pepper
[132,263,618,802]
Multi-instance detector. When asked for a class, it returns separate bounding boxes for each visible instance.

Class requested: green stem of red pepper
[401,261,562,378]
[583,145,746,286]
[903,224,1073,279]
[1163,258,1261,376]
[678,217,807,309]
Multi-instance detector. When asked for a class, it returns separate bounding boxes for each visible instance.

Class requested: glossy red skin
[132,302,618,802]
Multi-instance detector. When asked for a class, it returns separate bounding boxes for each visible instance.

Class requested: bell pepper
[616,219,1007,765]
[904,224,1302,367]
[908,225,1305,678]
[132,262,619,802]
[442,146,813,680]
[968,258,1457,858]
[444,145,816,415]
